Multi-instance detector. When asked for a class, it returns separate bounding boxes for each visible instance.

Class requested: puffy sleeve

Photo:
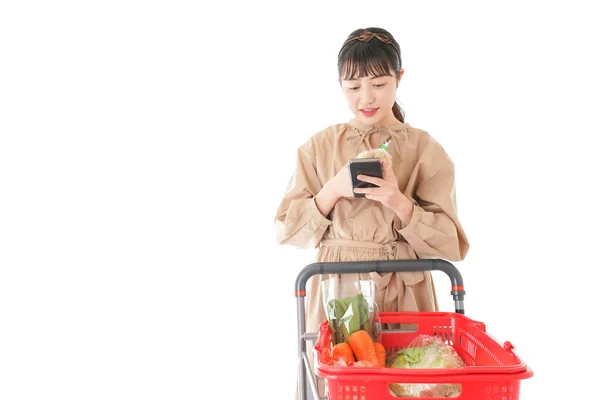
[394,160,469,261]
[274,146,332,249]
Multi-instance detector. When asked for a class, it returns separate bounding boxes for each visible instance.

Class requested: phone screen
[349,158,383,198]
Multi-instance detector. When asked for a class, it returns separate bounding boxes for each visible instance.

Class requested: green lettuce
[326,293,373,345]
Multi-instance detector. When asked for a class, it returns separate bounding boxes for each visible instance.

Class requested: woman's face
[340,68,403,127]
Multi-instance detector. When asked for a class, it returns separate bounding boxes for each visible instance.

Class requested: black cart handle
[294,259,466,314]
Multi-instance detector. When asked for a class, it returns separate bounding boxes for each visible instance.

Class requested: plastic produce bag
[321,278,380,345]
[313,319,333,366]
[388,334,465,398]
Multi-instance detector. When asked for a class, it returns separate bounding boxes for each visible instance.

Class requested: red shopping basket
[315,311,533,399]
[295,260,533,400]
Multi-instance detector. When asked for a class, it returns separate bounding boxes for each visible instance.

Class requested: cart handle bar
[294,259,466,314]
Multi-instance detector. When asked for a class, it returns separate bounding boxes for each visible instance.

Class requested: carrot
[332,342,355,366]
[348,330,380,367]
[374,342,386,367]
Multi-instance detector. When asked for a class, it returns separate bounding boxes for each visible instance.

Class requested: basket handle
[294,259,466,313]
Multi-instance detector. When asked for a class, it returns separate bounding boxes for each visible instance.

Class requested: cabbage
[388,335,465,398]
[389,336,465,369]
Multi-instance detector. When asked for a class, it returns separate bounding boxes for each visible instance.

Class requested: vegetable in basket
[388,334,465,398]
[326,293,378,345]
[374,342,386,367]
[331,343,355,366]
[348,330,384,367]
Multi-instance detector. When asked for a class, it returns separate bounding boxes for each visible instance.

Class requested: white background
[1,1,599,399]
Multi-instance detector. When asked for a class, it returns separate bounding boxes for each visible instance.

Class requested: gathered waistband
[320,239,393,249]
[320,238,408,259]
[318,239,427,287]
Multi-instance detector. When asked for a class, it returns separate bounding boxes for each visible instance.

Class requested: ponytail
[392,101,405,123]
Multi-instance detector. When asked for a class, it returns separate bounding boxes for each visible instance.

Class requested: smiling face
[337,28,404,126]
[340,69,403,127]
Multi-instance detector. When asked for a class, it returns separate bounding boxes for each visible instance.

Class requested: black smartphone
[348,158,383,198]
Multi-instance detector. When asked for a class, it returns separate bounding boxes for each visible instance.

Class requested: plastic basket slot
[485,383,516,400]
[457,333,475,365]
[459,330,477,365]
[459,327,505,367]
[333,383,367,400]
[466,328,504,366]
[432,324,453,345]
[338,384,366,393]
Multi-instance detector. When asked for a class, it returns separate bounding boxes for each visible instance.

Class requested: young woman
[275,27,469,396]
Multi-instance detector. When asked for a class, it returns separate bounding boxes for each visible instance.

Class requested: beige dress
[275,118,469,395]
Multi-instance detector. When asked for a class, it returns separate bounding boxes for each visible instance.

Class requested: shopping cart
[295,259,533,400]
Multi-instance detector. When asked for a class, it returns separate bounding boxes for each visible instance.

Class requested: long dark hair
[337,27,405,123]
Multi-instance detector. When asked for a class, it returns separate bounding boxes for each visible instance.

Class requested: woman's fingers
[355,162,398,201]
[364,194,385,201]
[353,187,394,196]
[382,161,396,180]
[357,174,384,185]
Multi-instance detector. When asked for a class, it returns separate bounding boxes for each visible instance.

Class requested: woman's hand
[324,162,354,199]
[353,161,414,224]
[314,163,353,218]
